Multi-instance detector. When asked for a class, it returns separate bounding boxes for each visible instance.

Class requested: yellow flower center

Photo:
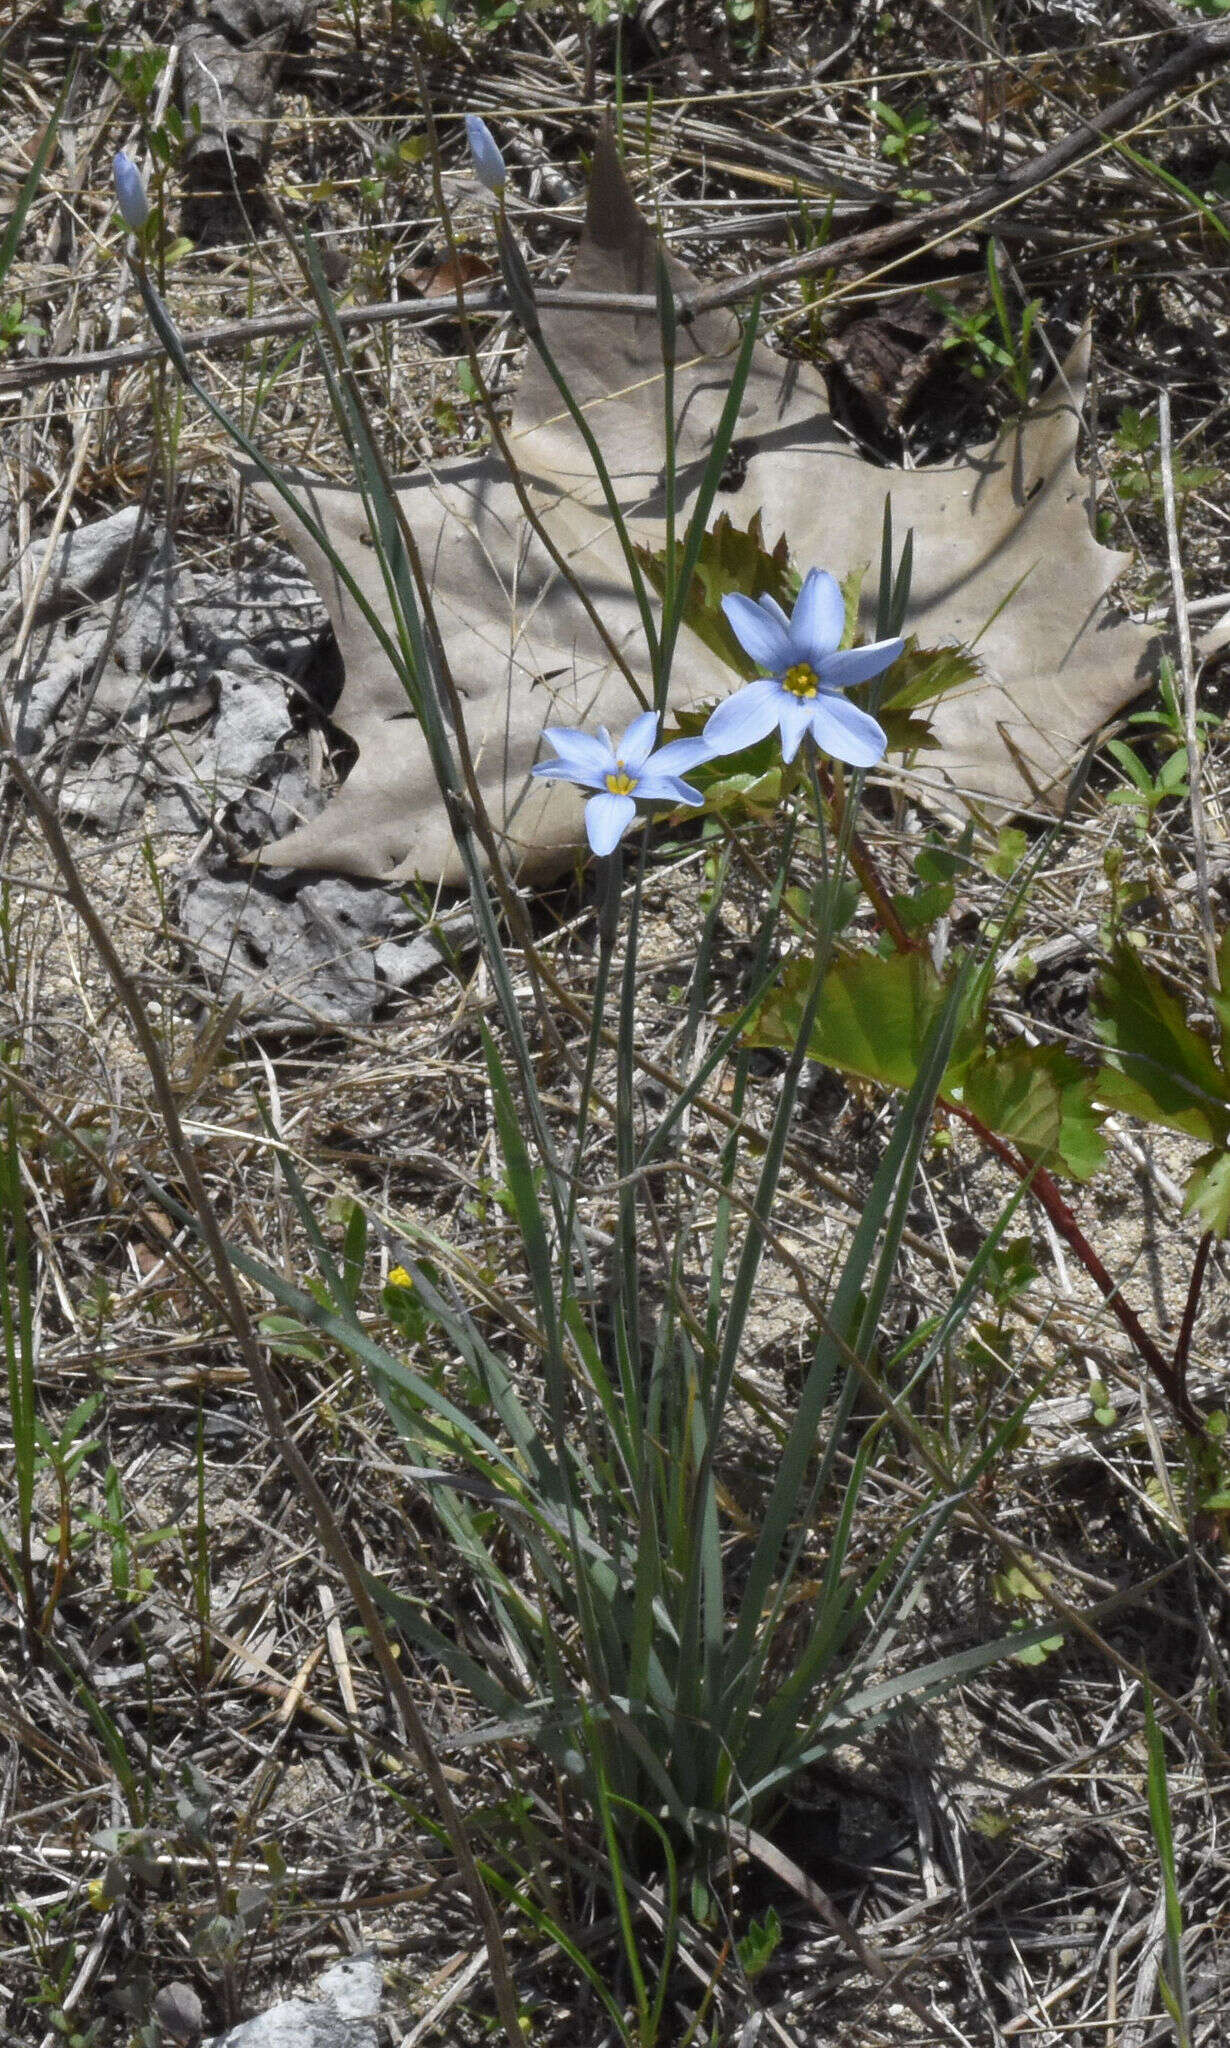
[781,661,820,700]
[604,768,638,794]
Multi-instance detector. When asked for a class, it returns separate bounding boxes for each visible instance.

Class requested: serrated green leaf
[1012,1632,1064,1665]
[839,561,867,644]
[635,510,795,680]
[876,642,982,714]
[890,881,955,934]
[746,947,956,1091]
[959,1044,1107,1180]
[1093,944,1230,1145]
[987,826,1028,879]
[748,949,1103,1176]
[1182,1146,1230,1236]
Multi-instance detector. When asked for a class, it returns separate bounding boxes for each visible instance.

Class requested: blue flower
[113,151,150,231]
[705,568,903,768]
[531,711,709,856]
[465,116,507,196]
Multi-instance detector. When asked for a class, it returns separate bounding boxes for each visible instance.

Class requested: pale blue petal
[113,152,150,230]
[790,568,845,662]
[585,791,637,855]
[619,710,661,769]
[648,735,711,776]
[540,726,615,778]
[635,772,703,805]
[702,677,784,758]
[807,694,888,767]
[777,695,818,763]
[465,115,506,194]
[530,758,605,790]
[721,594,793,672]
[817,638,905,692]
[760,594,791,626]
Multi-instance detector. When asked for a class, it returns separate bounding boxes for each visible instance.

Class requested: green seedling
[873,99,935,168]
[1103,406,1220,528]
[929,239,1041,408]
[1104,657,1217,833]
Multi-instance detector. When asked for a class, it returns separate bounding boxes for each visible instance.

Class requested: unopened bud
[465,116,506,196]
[113,151,150,230]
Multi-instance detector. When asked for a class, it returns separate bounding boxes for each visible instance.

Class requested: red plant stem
[820,764,922,955]
[1173,1231,1213,1392]
[947,1101,1201,1431]
[819,772,1206,1430]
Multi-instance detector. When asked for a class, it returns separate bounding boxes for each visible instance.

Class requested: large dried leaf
[255,132,1155,885]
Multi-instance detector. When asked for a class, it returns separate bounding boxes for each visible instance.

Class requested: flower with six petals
[704,568,902,768]
[531,712,709,856]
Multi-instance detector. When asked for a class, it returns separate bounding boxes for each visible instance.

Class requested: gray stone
[374,912,475,989]
[58,754,146,831]
[10,540,195,751]
[153,1979,204,2042]
[1,506,153,628]
[178,872,385,1026]
[181,555,323,678]
[209,669,294,785]
[88,661,217,732]
[202,1994,376,2048]
[155,670,293,830]
[175,867,463,1027]
[312,1953,382,2020]
[9,618,109,751]
[180,0,315,202]
[226,755,327,844]
[201,1946,382,2048]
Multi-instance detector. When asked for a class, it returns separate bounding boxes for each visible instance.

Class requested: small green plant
[1103,406,1219,527]
[736,1906,782,1983]
[873,99,935,168]
[114,109,1230,2042]
[1104,657,1219,834]
[0,298,43,350]
[1104,735,1192,832]
[90,1764,291,2038]
[928,239,1041,408]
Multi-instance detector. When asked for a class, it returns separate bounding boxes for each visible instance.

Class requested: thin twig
[1158,386,1220,991]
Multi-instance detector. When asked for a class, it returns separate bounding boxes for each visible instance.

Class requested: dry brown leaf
[409,251,496,297]
[255,129,1155,885]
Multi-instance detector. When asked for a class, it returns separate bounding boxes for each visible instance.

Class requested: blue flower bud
[113,151,150,231]
[464,116,506,196]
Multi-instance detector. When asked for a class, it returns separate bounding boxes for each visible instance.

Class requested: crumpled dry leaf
[254,128,1154,885]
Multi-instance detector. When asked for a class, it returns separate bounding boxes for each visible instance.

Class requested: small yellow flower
[387,1266,414,1289]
